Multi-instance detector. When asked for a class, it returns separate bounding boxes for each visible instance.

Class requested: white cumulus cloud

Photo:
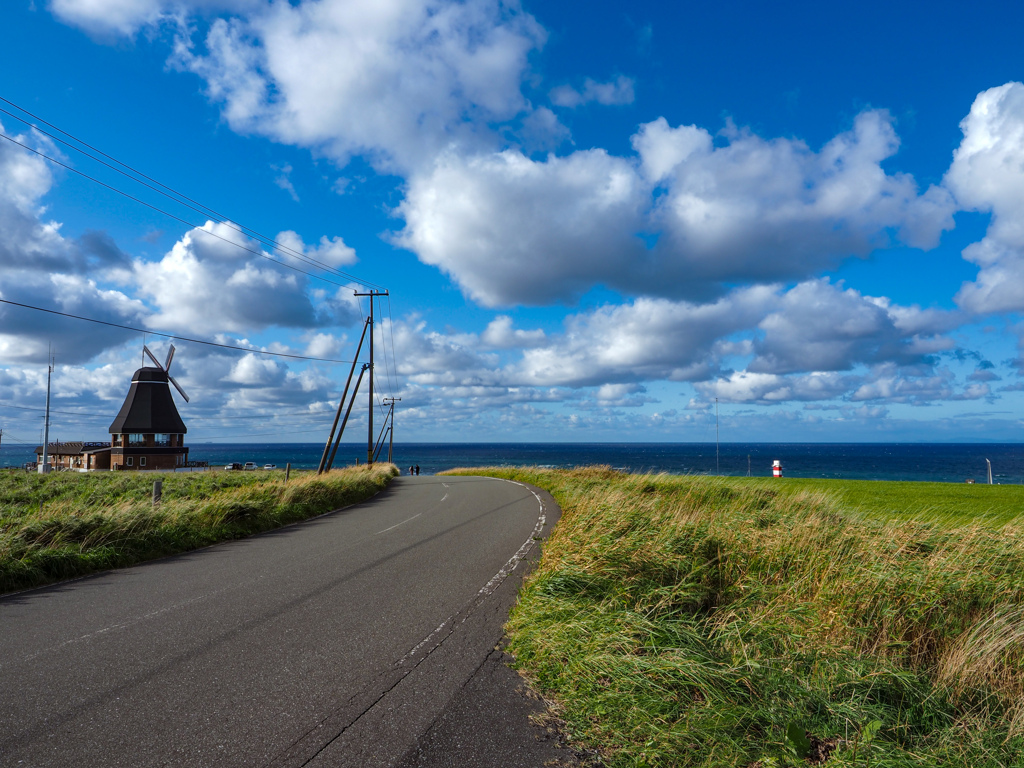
[749,280,956,375]
[275,230,357,268]
[0,122,147,362]
[638,111,955,290]
[480,316,546,348]
[171,0,546,173]
[513,287,778,387]
[395,148,648,306]
[946,82,1024,314]
[397,111,956,305]
[696,371,851,404]
[132,221,358,334]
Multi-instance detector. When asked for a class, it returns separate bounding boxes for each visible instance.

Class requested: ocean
[4,442,1023,484]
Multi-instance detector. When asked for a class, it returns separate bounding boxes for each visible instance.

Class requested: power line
[386,294,399,396]
[0,298,356,364]
[353,292,388,411]
[0,98,385,291]
[381,295,396,397]
[372,370,388,414]
[191,428,334,440]
[0,100,402,444]
[184,410,339,422]
[0,402,335,423]
[0,403,110,418]
[0,130,357,290]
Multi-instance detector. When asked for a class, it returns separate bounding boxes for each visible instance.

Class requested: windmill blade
[143,345,164,370]
[167,374,190,403]
[164,344,176,372]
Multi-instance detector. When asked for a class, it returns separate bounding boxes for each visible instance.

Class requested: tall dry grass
[445,466,1024,767]
[0,465,397,594]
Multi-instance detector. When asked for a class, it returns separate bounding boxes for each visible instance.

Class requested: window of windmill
[153,434,171,446]
[128,434,146,446]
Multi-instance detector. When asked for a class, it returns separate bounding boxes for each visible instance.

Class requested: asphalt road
[0,475,569,767]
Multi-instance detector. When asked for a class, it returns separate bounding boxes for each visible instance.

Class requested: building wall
[35,454,82,470]
[111,450,188,471]
[35,451,113,472]
[86,452,111,471]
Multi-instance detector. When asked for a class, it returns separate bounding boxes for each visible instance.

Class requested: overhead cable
[0,298,356,364]
[386,294,399,397]
[0,402,335,423]
[0,97,384,290]
[0,130,356,290]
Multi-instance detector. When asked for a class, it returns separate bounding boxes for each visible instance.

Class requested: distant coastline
[4,442,1021,484]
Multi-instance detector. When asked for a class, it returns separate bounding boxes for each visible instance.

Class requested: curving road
[0,475,562,767]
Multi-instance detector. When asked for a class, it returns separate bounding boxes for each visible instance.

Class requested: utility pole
[325,364,368,473]
[382,397,400,464]
[317,317,370,474]
[39,350,53,475]
[353,289,388,466]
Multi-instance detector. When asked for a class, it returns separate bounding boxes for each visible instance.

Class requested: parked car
[243,462,257,471]
[264,464,277,470]
[224,462,243,471]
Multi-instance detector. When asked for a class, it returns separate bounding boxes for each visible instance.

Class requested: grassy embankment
[443,467,1024,767]
[0,464,397,594]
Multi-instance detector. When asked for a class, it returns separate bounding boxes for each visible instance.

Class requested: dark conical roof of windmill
[108,367,187,434]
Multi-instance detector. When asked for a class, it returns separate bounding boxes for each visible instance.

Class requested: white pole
[986,458,993,485]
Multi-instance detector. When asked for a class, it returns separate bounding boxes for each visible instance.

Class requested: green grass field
[0,464,397,594]
[743,477,1024,527]
[444,467,1024,767]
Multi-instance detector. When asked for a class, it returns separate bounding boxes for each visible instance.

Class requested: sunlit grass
[0,464,398,594]
[767,477,1024,527]
[444,466,1024,767]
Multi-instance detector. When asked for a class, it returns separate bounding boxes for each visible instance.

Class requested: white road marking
[400,478,546,663]
[375,513,422,535]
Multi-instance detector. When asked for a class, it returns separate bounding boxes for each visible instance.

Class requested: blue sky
[1,0,1023,445]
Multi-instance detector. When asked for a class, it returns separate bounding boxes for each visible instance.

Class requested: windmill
[143,344,190,403]
[108,344,190,470]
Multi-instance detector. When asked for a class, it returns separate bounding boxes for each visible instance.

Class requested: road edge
[393,479,599,768]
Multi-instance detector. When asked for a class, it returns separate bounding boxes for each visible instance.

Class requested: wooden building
[108,365,189,471]
[30,346,191,472]
[34,442,111,471]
